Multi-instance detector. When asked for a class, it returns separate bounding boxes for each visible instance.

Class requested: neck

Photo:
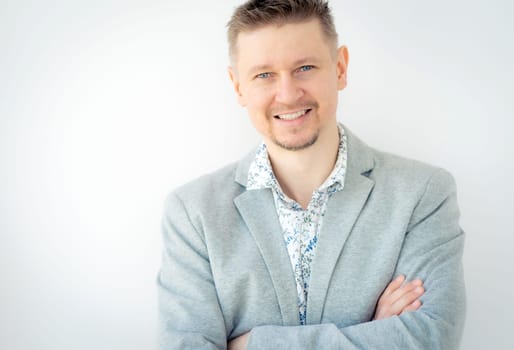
[266,123,340,209]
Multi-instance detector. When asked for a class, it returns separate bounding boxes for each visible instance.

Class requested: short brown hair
[227,0,338,60]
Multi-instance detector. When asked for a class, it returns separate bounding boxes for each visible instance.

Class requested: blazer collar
[234,125,376,188]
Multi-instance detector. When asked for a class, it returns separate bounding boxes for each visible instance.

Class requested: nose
[274,75,304,105]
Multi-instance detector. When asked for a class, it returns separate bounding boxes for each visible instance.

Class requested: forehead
[234,19,334,71]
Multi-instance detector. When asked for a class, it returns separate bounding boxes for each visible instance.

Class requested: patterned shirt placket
[299,208,307,324]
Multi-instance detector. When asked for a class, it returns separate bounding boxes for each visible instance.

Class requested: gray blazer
[158,127,465,349]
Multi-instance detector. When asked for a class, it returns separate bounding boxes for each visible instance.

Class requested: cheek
[243,92,269,127]
[313,84,339,117]
[311,72,338,96]
[245,88,273,114]
[315,83,338,104]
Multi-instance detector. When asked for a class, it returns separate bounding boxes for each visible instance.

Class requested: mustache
[267,101,319,117]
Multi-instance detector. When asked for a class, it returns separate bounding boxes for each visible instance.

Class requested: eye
[298,65,314,72]
[255,72,272,79]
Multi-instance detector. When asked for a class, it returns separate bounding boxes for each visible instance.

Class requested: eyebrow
[248,57,321,76]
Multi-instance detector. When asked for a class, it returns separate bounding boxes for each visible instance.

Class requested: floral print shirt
[246,124,348,325]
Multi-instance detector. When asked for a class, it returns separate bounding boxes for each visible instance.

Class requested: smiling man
[158,1,465,349]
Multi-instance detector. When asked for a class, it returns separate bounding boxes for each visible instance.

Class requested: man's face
[229,18,348,151]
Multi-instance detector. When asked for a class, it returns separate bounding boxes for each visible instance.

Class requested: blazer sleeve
[157,193,227,350]
[246,169,466,350]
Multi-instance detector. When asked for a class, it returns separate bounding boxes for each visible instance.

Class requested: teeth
[277,109,308,120]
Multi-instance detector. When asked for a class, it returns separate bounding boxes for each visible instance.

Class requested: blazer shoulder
[165,160,244,211]
[370,148,457,194]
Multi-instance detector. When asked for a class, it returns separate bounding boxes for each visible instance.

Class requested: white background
[1,0,513,349]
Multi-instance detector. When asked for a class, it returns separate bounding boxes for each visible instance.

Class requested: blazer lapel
[306,127,376,325]
[233,151,299,325]
[234,189,300,325]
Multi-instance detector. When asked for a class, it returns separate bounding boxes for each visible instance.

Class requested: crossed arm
[228,275,426,349]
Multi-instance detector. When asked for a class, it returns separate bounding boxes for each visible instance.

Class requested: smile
[274,109,311,121]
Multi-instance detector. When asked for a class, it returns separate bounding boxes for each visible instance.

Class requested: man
[158,1,465,349]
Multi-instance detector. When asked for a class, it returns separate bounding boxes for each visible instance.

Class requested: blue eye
[256,72,271,79]
[299,65,314,72]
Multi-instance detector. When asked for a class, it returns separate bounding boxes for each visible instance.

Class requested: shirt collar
[247,123,348,194]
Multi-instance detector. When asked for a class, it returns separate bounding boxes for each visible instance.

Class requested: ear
[336,45,349,90]
[228,66,246,106]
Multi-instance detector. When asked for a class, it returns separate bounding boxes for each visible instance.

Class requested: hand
[228,331,250,350]
[373,275,425,320]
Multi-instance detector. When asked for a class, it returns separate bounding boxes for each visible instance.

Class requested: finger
[382,275,405,297]
[401,299,423,314]
[391,286,425,314]
[388,279,423,303]
[375,278,424,320]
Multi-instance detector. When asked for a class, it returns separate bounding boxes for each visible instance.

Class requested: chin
[273,133,319,151]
